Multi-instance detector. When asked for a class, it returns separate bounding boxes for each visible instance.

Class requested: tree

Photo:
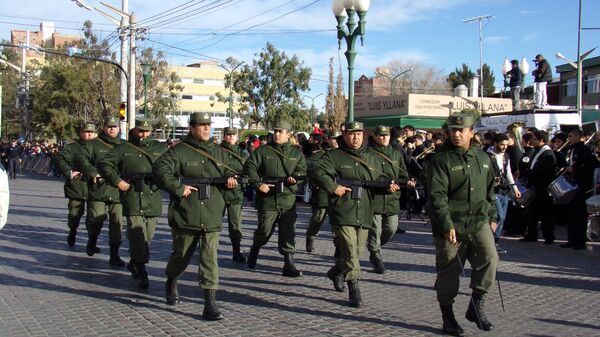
[228,42,312,131]
[0,44,23,139]
[376,59,451,95]
[324,57,347,131]
[447,63,496,97]
[334,65,347,128]
[478,64,496,97]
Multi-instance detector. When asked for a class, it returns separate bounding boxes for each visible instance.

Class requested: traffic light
[119,102,126,121]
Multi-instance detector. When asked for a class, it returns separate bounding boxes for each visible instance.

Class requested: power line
[0,13,115,27]
[138,0,202,25]
[147,0,234,30]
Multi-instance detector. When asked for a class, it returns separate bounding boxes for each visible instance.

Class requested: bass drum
[548,175,579,205]
[513,181,535,208]
[587,216,600,242]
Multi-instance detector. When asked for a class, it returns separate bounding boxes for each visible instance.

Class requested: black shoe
[136,263,149,289]
[519,237,537,242]
[86,235,100,256]
[347,280,362,308]
[326,267,346,292]
[465,293,494,331]
[109,245,125,267]
[495,244,507,254]
[440,304,464,336]
[306,236,315,253]
[67,227,77,247]
[165,277,180,305]
[282,253,302,277]
[231,241,246,263]
[396,228,406,234]
[247,245,260,269]
[369,251,385,274]
[127,262,138,279]
[560,243,574,248]
[202,290,224,321]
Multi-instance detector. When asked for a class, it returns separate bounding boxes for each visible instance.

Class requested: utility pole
[463,15,493,112]
[119,0,129,138]
[128,13,136,130]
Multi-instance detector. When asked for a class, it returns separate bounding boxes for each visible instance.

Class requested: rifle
[181,176,250,200]
[122,173,154,193]
[334,177,399,200]
[260,175,306,194]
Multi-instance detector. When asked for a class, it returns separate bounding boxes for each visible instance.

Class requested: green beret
[105,116,119,127]
[344,121,364,132]
[273,120,292,131]
[446,113,476,129]
[135,118,153,131]
[81,122,97,132]
[374,125,390,136]
[190,112,212,124]
[223,127,237,135]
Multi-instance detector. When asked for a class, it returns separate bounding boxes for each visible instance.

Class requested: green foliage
[447,63,495,97]
[478,64,496,97]
[228,42,312,130]
[0,43,22,139]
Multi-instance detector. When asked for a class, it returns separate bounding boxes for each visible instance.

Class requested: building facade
[11,22,81,64]
[556,56,600,108]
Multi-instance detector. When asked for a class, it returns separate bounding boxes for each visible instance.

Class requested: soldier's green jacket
[98,136,167,217]
[153,134,235,233]
[244,141,307,211]
[368,139,408,215]
[425,144,497,239]
[76,133,122,203]
[308,142,380,229]
[307,149,329,208]
[219,141,247,205]
[54,138,88,200]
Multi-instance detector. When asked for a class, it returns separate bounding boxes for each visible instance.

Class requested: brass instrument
[414,144,435,160]
[398,134,408,144]
[507,122,526,153]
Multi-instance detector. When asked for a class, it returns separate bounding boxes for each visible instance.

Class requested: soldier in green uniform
[309,121,397,307]
[153,112,238,321]
[98,119,167,289]
[366,126,410,274]
[219,127,248,263]
[426,112,498,336]
[54,123,97,247]
[244,121,307,277]
[76,117,124,266]
[305,133,330,253]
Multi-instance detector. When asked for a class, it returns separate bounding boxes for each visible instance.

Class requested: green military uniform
[305,148,330,251]
[367,126,408,274]
[426,112,498,334]
[54,123,95,246]
[99,119,167,287]
[244,121,307,276]
[219,127,248,261]
[76,118,124,259]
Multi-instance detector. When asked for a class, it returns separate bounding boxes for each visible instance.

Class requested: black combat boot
[440,304,464,336]
[282,253,302,277]
[326,266,346,292]
[306,236,315,253]
[136,263,149,289]
[67,227,77,247]
[231,240,246,263]
[465,293,494,331]
[247,245,260,269]
[202,289,224,321]
[165,277,180,305]
[347,280,362,308]
[109,244,125,267]
[86,234,100,256]
[127,261,138,279]
[369,251,386,274]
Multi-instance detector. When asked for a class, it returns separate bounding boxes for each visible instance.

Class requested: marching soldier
[220,127,248,263]
[98,119,167,288]
[153,112,238,320]
[244,121,307,277]
[366,126,409,274]
[76,117,124,266]
[305,132,329,253]
[54,123,96,246]
[309,121,396,307]
[426,112,498,335]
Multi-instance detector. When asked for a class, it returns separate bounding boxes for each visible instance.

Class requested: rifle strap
[126,142,156,163]
[265,144,297,177]
[373,150,410,177]
[339,150,389,179]
[181,142,238,176]
[220,144,246,163]
[95,137,115,150]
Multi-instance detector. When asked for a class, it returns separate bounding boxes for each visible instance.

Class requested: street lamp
[219,60,244,128]
[500,58,511,98]
[463,15,493,111]
[304,93,323,122]
[333,0,370,122]
[141,63,152,117]
[376,67,413,96]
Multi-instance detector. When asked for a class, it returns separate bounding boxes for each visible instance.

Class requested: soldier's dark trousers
[306,206,327,239]
[333,225,368,281]
[225,203,243,242]
[526,193,554,242]
[7,158,18,179]
[67,199,86,230]
[86,201,123,246]
[434,227,498,306]
[127,216,157,264]
[253,205,297,255]
[567,192,589,247]
[166,227,220,290]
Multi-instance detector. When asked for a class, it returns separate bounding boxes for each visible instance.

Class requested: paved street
[1,173,599,337]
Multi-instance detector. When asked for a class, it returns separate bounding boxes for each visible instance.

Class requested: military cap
[80,122,97,132]
[446,113,476,129]
[135,118,153,131]
[105,116,119,127]
[273,120,292,131]
[223,127,237,135]
[374,125,390,136]
[327,129,341,138]
[343,121,364,132]
[190,112,212,124]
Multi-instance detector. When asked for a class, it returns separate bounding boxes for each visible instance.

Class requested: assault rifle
[334,177,402,200]
[122,173,154,192]
[181,176,250,200]
[260,175,306,193]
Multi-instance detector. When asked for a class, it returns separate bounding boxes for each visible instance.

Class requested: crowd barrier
[21,155,54,175]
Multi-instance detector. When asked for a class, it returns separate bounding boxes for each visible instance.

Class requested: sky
[0,0,598,110]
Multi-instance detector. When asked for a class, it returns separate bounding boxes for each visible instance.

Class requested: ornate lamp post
[141,63,152,117]
[219,61,244,128]
[333,0,370,122]
[501,58,512,98]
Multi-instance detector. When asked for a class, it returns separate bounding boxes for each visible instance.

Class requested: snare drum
[547,175,579,205]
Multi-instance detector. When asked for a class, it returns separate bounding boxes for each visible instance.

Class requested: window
[193,78,205,84]
[181,95,193,100]
[585,74,600,94]
[564,78,577,97]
